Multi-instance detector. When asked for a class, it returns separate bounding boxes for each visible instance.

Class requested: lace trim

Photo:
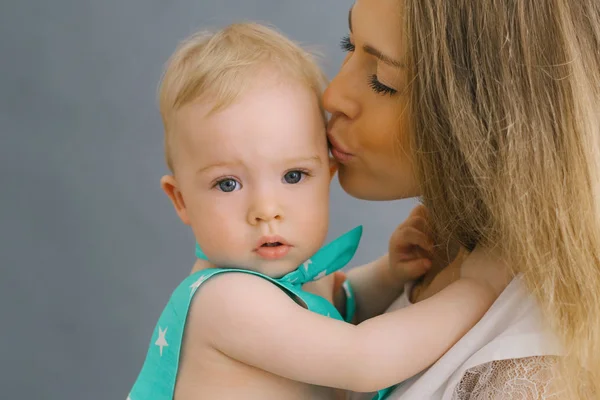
[451,356,561,399]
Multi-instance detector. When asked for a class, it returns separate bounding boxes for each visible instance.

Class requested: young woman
[325,0,600,398]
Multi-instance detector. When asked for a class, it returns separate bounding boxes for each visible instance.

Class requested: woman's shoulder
[385,277,562,399]
[450,355,560,400]
[440,277,562,398]
[448,276,562,368]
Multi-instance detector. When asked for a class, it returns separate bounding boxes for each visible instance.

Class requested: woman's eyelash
[340,35,355,52]
[340,36,397,96]
[369,75,397,96]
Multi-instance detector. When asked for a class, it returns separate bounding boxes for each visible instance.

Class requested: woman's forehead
[351,0,407,64]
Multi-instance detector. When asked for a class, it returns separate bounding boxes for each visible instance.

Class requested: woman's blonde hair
[406,0,600,397]
[158,23,327,172]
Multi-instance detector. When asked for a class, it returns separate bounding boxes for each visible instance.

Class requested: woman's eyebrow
[348,7,353,32]
[348,6,405,68]
[363,45,406,68]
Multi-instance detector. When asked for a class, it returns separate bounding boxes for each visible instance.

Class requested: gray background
[0,1,416,399]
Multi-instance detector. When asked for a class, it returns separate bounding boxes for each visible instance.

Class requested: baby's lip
[255,235,290,249]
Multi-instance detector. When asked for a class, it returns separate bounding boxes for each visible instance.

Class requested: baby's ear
[329,157,338,181]
[160,175,190,225]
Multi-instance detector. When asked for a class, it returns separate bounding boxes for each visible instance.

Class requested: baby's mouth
[262,242,283,247]
[255,239,291,260]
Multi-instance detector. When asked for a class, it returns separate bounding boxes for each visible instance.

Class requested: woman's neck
[411,243,512,303]
[460,243,513,296]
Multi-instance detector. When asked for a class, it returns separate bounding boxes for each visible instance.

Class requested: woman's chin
[336,168,415,201]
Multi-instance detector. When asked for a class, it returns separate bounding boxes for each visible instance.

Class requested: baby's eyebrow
[196,161,242,175]
[195,157,320,175]
[285,155,322,165]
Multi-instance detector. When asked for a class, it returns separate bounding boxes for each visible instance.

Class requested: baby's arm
[338,205,437,323]
[336,254,399,323]
[194,271,496,393]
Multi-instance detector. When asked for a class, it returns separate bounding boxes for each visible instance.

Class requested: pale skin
[159,65,506,399]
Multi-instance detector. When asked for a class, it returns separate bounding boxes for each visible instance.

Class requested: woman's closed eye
[369,74,397,96]
[340,35,398,96]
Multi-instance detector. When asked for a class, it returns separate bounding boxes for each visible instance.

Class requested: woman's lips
[327,133,354,163]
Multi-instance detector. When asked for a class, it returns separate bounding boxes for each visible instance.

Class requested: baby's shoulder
[192,270,288,302]
[187,271,297,334]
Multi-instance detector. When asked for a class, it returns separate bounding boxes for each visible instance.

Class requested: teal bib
[128,226,394,399]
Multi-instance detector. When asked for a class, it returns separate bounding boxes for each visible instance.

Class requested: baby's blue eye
[283,171,304,184]
[217,179,240,192]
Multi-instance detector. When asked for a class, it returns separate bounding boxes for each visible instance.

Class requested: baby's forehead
[172,87,327,167]
[182,81,325,136]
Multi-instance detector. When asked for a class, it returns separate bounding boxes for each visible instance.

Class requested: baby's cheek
[195,225,246,266]
[191,203,241,255]
[302,206,329,250]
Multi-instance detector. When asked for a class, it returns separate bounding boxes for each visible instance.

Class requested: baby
[128,23,497,400]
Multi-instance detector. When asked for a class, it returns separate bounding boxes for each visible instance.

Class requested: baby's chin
[212,246,319,278]
[247,257,305,279]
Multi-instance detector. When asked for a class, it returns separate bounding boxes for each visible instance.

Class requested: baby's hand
[388,204,434,286]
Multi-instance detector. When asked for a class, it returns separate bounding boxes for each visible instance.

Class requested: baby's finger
[408,204,429,219]
[396,258,432,276]
[392,226,435,254]
[402,215,433,238]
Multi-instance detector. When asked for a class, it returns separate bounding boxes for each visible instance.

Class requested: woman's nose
[323,57,360,120]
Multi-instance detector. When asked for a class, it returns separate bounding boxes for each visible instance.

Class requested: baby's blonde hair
[158,23,328,172]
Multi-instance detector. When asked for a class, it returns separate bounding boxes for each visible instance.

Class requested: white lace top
[350,277,563,400]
